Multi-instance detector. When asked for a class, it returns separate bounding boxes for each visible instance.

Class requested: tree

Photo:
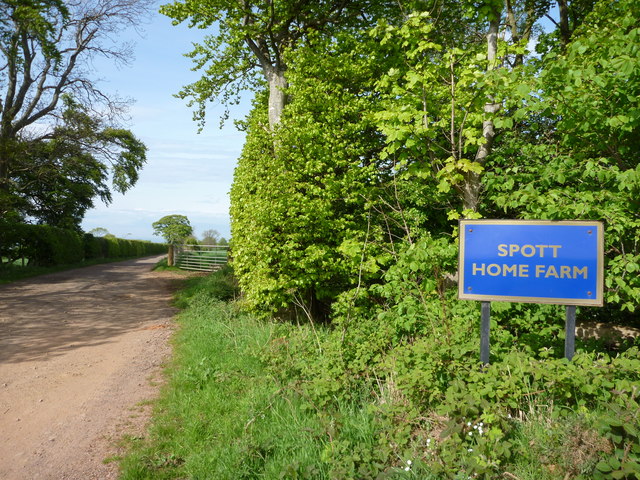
[160,0,391,129]
[484,0,640,316]
[0,0,153,216]
[89,227,109,237]
[229,29,393,319]
[201,228,220,245]
[152,214,193,266]
[152,215,193,244]
[371,4,512,216]
[8,97,146,229]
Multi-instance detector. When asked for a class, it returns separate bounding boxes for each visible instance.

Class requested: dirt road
[0,256,182,480]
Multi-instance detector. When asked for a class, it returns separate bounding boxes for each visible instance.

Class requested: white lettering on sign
[497,244,562,258]
[472,263,588,279]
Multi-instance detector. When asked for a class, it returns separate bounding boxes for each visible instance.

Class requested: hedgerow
[0,221,165,267]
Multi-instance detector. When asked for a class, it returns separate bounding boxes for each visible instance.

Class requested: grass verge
[118,269,423,480]
[119,269,640,479]
[119,271,322,479]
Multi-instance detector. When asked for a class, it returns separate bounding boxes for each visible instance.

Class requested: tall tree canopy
[9,97,146,229]
[0,0,152,224]
[152,214,193,245]
[160,0,395,128]
[166,0,639,325]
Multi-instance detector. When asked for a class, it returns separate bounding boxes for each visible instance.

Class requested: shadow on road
[0,257,182,364]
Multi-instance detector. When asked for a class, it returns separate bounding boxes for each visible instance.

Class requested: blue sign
[458,220,604,306]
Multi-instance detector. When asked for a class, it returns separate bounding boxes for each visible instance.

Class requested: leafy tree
[160,0,393,128]
[230,29,394,319]
[8,97,147,229]
[484,0,640,317]
[371,4,513,215]
[183,234,200,246]
[152,214,193,266]
[89,227,109,237]
[152,215,193,245]
[0,0,153,217]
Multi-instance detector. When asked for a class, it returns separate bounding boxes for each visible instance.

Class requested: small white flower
[479,422,484,427]
[468,448,473,452]
[407,460,412,466]
[473,425,478,430]
[468,431,473,436]
[467,421,472,426]
[404,466,411,471]
[426,438,431,445]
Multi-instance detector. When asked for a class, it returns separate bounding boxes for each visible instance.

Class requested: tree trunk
[0,138,12,216]
[557,0,571,49]
[168,245,174,267]
[267,68,288,128]
[466,12,501,213]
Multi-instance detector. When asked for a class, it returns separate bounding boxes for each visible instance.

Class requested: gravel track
[0,256,183,479]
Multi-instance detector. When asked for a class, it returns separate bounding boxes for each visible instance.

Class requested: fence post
[168,244,174,266]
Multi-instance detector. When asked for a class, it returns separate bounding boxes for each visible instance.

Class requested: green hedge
[1,221,166,267]
[82,234,166,261]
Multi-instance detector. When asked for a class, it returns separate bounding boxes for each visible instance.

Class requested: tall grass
[119,268,436,479]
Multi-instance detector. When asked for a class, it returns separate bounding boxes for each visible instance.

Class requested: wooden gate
[174,244,228,272]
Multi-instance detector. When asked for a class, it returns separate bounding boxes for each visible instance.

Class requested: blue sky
[80,4,251,241]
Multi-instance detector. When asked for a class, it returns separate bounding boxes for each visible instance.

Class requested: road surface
[0,256,181,479]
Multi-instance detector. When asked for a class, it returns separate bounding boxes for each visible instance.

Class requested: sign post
[480,302,491,364]
[458,220,604,363]
[565,305,577,360]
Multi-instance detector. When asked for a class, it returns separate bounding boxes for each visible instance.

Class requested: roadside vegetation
[118,0,640,478]
[0,226,166,284]
[119,266,640,479]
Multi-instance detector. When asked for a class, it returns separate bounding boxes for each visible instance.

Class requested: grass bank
[118,268,425,479]
[116,272,310,478]
[119,268,640,479]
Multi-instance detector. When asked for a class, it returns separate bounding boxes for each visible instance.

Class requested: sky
[80,3,252,242]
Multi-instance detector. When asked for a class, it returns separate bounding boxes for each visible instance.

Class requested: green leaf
[596,460,613,472]
[516,83,531,97]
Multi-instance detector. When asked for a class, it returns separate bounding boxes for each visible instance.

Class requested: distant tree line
[0,221,165,267]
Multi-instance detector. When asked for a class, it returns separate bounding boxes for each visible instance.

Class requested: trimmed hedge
[83,234,166,261]
[0,221,166,267]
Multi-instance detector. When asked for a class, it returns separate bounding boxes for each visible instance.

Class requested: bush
[104,235,120,257]
[174,265,239,309]
[83,233,103,259]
